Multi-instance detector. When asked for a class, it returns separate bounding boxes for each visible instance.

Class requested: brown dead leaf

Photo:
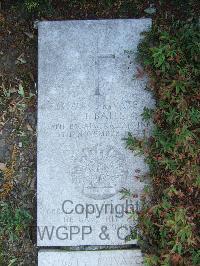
[175,128,181,135]
[24,32,34,39]
[0,162,6,171]
[171,253,182,265]
[0,13,5,22]
[27,124,33,132]
[15,53,27,64]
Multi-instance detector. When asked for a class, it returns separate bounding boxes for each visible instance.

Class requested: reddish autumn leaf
[171,253,182,265]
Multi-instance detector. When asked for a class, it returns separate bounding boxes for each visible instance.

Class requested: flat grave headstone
[38,249,143,266]
[37,19,153,246]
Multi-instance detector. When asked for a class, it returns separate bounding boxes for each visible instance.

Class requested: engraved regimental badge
[72,144,128,200]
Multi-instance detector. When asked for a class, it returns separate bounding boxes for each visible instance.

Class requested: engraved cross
[94,39,116,96]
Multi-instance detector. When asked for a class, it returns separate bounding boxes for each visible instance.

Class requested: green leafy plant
[0,202,32,241]
[126,16,200,266]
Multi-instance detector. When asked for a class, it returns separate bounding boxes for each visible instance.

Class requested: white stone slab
[37,19,153,246]
[38,249,143,266]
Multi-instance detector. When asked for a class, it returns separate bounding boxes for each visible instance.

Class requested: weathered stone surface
[38,249,143,266]
[37,19,153,246]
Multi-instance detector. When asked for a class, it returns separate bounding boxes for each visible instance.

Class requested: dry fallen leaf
[15,53,27,64]
[0,162,6,171]
[27,124,33,132]
[24,32,34,39]
[0,13,5,22]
